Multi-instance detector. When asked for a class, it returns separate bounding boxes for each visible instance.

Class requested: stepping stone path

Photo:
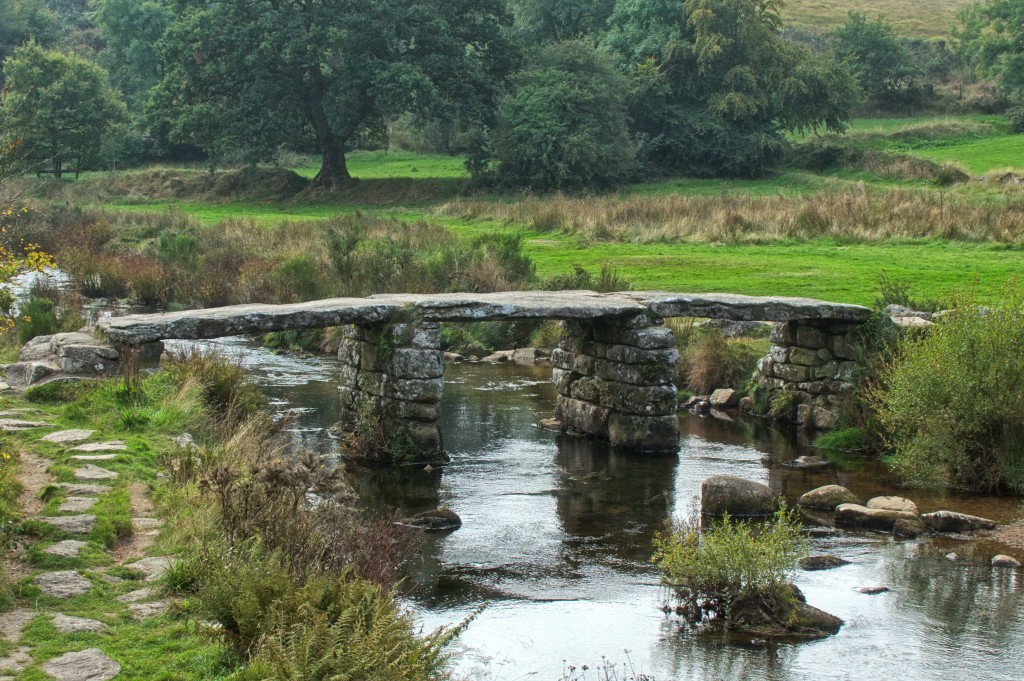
[35,571,92,598]
[0,418,52,432]
[43,540,89,558]
[71,454,118,462]
[51,614,107,634]
[71,442,127,453]
[35,515,96,534]
[128,556,173,582]
[74,465,118,481]
[0,647,31,676]
[132,517,163,531]
[127,602,168,621]
[58,483,109,495]
[42,648,120,681]
[58,497,98,513]
[41,429,96,444]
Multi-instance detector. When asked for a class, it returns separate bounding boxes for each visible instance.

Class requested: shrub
[814,427,868,453]
[1006,106,1024,134]
[679,328,765,394]
[162,349,267,424]
[873,285,1024,491]
[652,505,806,627]
[17,297,59,344]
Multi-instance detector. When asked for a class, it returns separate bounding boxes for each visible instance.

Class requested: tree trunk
[313,134,352,187]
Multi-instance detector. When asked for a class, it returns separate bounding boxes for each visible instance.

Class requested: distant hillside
[784,0,973,38]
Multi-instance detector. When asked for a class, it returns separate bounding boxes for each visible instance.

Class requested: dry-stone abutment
[88,290,871,459]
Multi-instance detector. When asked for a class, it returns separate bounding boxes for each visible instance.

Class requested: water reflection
[170,338,1024,681]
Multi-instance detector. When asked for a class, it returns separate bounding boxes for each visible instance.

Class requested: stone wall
[335,321,446,463]
[551,316,679,452]
[751,320,861,430]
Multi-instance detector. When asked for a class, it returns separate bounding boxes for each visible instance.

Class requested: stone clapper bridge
[95,291,871,462]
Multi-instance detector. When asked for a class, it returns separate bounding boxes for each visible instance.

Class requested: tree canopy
[829,12,922,102]
[604,0,860,177]
[956,0,1024,105]
[152,0,516,186]
[1,42,127,173]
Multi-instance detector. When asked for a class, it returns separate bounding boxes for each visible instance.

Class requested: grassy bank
[0,354,452,679]
[782,0,970,38]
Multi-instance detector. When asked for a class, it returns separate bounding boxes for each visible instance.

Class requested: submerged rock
[798,485,858,510]
[781,456,833,470]
[922,511,997,533]
[856,586,889,595]
[893,518,927,539]
[398,507,462,532]
[799,555,850,571]
[538,418,563,433]
[701,475,777,517]
[728,584,843,640]
[992,555,1021,568]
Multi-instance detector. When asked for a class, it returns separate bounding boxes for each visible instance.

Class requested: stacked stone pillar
[551,315,679,452]
[752,319,860,430]
[335,321,446,462]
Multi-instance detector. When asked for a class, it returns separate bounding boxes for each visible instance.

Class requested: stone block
[607,414,679,452]
[390,349,444,379]
[569,375,602,403]
[604,344,680,366]
[788,347,822,367]
[770,321,798,345]
[589,325,675,349]
[796,326,827,349]
[817,347,834,362]
[550,348,575,371]
[551,368,578,394]
[555,396,610,436]
[391,377,444,403]
[769,346,790,364]
[336,342,360,367]
[599,381,677,416]
[772,362,810,382]
[356,370,388,397]
[709,388,739,408]
[812,362,839,380]
[337,364,359,388]
[593,358,673,386]
[386,399,441,422]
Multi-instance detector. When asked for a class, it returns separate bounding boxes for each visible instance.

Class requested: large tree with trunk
[152,0,515,186]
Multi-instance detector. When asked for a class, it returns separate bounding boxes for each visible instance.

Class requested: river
[162,336,1024,681]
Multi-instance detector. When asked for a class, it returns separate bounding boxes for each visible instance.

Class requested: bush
[1006,106,1024,134]
[652,505,806,627]
[491,40,636,190]
[873,285,1024,491]
[17,296,59,344]
[162,349,267,424]
[678,328,765,394]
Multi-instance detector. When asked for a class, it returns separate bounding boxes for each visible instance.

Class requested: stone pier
[335,322,446,463]
[552,316,679,452]
[751,319,862,430]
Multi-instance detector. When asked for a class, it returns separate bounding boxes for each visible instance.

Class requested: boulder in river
[701,475,777,517]
[834,503,918,531]
[798,485,859,510]
[992,555,1021,568]
[921,511,997,533]
[398,507,462,531]
[866,496,919,515]
[893,518,927,539]
[798,555,850,571]
[708,388,738,409]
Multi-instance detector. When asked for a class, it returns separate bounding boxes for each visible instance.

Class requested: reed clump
[441,186,1024,244]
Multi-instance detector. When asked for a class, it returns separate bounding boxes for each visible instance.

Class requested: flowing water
[167,337,1024,681]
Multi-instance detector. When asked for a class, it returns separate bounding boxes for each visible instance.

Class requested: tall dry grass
[440,186,1024,244]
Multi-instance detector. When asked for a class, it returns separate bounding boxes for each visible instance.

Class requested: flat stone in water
[799,555,850,571]
[74,465,118,481]
[781,455,833,470]
[856,586,890,595]
[35,571,92,598]
[35,515,95,534]
[867,496,920,515]
[992,554,1021,568]
[71,441,127,452]
[41,429,96,444]
[58,497,98,513]
[42,648,120,681]
[43,540,89,558]
[127,556,173,582]
[51,614,107,634]
[58,483,109,496]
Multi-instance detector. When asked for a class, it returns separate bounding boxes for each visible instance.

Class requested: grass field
[782,0,970,38]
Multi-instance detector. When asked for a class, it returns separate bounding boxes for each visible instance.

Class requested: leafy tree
[152,0,516,186]
[605,0,860,177]
[955,0,1024,105]
[92,0,172,114]
[829,13,922,102]
[491,40,635,190]
[0,0,58,86]
[1,42,128,176]
[509,0,616,43]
